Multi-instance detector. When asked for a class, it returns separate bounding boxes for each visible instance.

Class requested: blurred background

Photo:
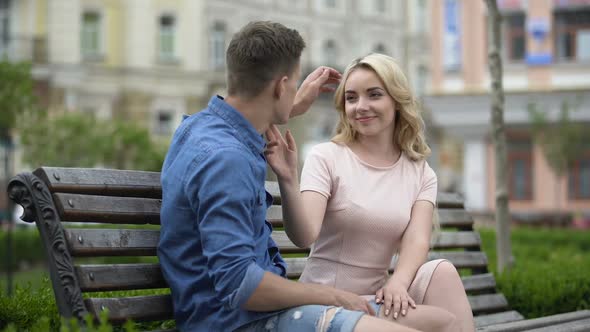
[0,0,589,328]
[1,0,589,227]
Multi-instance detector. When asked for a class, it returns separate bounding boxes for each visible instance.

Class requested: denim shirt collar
[208,95,266,155]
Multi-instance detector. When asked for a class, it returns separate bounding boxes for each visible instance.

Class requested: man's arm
[244,271,374,315]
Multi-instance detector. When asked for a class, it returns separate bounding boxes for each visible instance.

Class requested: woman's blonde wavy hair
[332,53,431,162]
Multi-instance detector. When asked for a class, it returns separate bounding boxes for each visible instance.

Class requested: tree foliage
[0,61,37,137]
[528,100,588,178]
[17,111,167,171]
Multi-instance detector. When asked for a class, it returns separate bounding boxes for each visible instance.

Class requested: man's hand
[290,66,342,118]
[334,289,376,316]
[265,125,298,183]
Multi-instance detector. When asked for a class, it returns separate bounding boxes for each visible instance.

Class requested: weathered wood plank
[469,294,509,314]
[523,317,590,332]
[84,295,173,323]
[66,228,483,257]
[76,264,167,292]
[461,273,496,292]
[269,207,474,230]
[65,229,159,257]
[284,252,489,279]
[476,310,590,331]
[35,167,162,198]
[54,193,161,224]
[267,186,463,208]
[475,311,525,328]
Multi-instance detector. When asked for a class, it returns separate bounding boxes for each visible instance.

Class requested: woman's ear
[273,75,288,99]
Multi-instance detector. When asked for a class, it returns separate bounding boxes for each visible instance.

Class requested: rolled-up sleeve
[185,148,266,309]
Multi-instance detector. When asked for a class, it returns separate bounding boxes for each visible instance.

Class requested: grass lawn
[477,226,590,318]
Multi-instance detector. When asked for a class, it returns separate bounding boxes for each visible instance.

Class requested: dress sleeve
[300,145,332,199]
[416,161,438,206]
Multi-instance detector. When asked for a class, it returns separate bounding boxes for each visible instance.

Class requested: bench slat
[66,229,159,256]
[523,317,590,332]
[55,193,471,231]
[474,311,525,328]
[461,273,496,292]
[35,167,162,198]
[284,251,489,278]
[269,207,474,229]
[84,294,173,323]
[76,264,167,292]
[469,294,509,314]
[37,167,463,207]
[66,229,482,257]
[76,263,495,293]
[55,193,161,224]
[476,310,590,331]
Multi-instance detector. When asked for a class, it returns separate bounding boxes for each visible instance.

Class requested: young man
[158,21,420,332]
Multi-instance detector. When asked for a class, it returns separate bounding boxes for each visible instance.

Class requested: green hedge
[478,226,590,318]
[0,228,45,271]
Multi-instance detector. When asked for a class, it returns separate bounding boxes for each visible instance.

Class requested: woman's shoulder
[401,154,436,177]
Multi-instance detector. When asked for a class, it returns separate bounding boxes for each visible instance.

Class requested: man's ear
[273,76,288,99]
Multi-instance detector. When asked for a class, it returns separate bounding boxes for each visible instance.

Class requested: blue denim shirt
[158,95,287,332]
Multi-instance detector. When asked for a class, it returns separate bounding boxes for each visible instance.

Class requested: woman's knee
[433,260,461,281]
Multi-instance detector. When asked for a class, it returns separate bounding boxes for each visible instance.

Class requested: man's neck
[225,94,273,134]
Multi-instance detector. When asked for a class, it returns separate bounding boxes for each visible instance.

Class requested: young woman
[265,53,475,332]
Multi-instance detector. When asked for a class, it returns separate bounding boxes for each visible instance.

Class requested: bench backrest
[7,167,523,329]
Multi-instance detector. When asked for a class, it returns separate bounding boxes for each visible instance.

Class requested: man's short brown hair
[226,21,305,98]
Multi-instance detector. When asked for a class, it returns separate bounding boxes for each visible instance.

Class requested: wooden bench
[7,167,590,331]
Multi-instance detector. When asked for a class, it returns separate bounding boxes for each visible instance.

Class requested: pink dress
[299,142,445,303]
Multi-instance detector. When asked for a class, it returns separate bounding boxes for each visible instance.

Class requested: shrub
[478,226,590,318]
[0,228,45,271]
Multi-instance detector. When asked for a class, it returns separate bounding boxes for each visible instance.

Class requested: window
[210,21,226,70]
[374,43,387,54]
[569,152,590,200]
[443,0,461,71]
[508,137,533,200]
[81,11,101,58]
[416,0,427,33]
[375,0,386,13]
[0,0,10,57]
[503,13,525,61]
[155,111,174,136]
[323,39,338,66]
[555,10,590,62]
[415,65,428,97]
[158,15,175,61]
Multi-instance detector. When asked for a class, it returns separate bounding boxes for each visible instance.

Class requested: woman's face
[343,68,396,140]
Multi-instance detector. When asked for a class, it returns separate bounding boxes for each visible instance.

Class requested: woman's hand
[265,125,298,183]
[375,279,416,319]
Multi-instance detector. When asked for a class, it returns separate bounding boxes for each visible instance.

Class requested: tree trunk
[485,0,512,273]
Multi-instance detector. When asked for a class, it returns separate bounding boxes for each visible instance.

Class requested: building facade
[2,0,418,175]
[425,0,590,220]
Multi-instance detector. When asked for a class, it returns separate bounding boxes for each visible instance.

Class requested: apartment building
[425,0,590,220]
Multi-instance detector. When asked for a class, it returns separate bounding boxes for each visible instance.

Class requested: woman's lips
[356,116,376,123]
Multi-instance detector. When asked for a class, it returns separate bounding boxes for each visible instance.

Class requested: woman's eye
[345,95,357,101]
[370,92,382,98]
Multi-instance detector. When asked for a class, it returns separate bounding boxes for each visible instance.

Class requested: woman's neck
[349,135,401,167]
